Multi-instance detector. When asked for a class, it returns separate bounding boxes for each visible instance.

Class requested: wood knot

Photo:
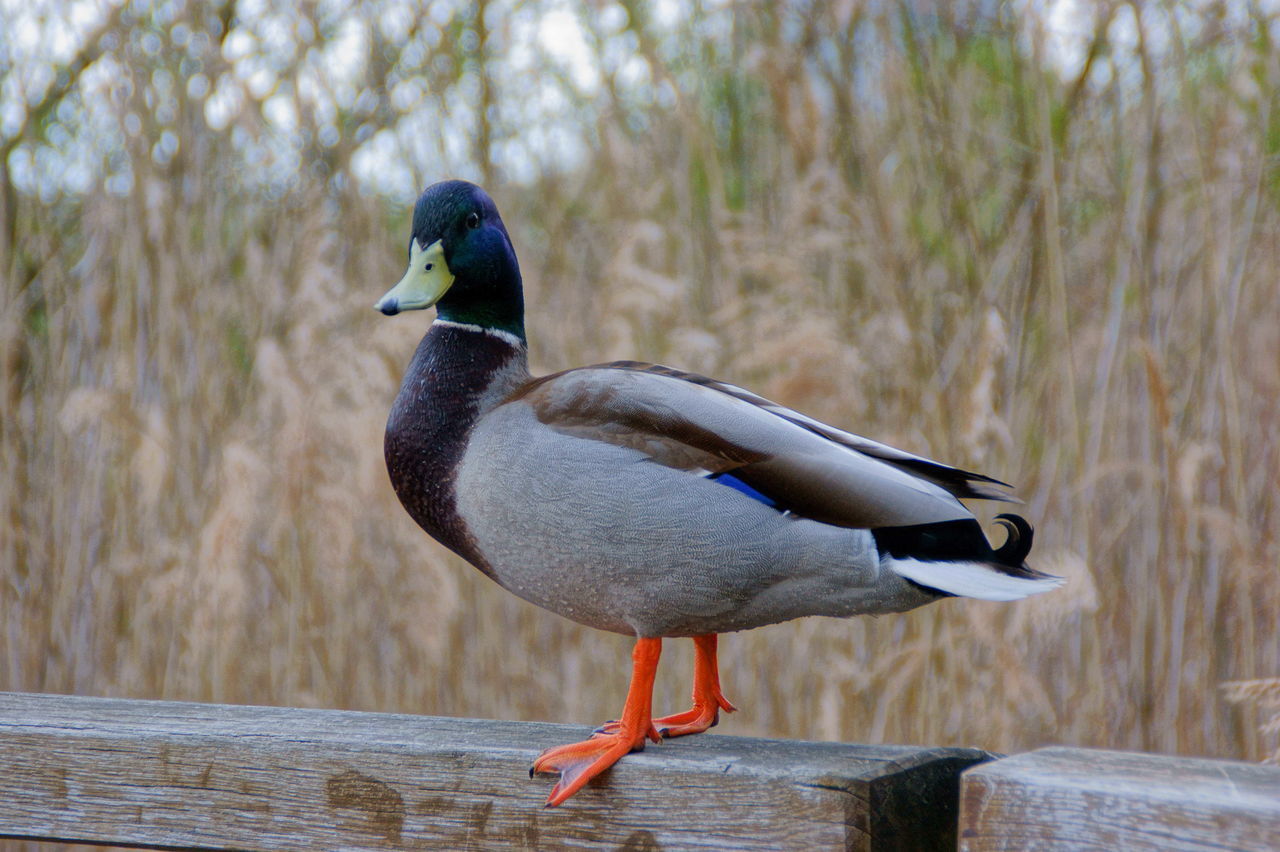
[326,769,405,843]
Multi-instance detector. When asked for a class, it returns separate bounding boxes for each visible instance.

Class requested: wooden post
[960,746,1280,851]
[0,691,988,850]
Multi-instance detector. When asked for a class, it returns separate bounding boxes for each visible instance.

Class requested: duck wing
[507,361,1015,529]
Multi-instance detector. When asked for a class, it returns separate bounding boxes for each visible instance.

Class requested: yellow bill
[375,239,454,315]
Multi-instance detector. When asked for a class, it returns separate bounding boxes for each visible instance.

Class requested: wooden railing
[0,692,1275,850]
[960,746,1280,851]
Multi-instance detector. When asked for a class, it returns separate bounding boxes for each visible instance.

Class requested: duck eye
[424,262,433,271]
[466,212,481,229]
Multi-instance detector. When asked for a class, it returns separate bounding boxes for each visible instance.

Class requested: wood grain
[0,691,989,850]
[960,746,1280,851]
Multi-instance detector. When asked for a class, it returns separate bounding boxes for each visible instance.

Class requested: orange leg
[599,634,737,739]
[655,634,737,736]
[531,637,663,807]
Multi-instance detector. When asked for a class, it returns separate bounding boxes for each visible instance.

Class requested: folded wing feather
[509,362,1007,529]
[601,362,1015,501]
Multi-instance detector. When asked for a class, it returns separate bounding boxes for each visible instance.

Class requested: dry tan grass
[1,0,1277,792]
[1224,679,1280,763]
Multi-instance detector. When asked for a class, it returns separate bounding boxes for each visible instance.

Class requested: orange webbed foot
[651,690,737,738]
[531,722,661,807]
[531,637,663,807]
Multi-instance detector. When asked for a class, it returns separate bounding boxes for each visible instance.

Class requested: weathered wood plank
[960,746,1280,851]
[0,692,989,851]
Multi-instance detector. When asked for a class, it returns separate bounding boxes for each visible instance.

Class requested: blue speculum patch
[708,472,778,508]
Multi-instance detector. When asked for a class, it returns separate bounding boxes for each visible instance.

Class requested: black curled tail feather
[876,513,1065,601]
[993,513,1033,566]
[990,513,1060,582]
[872,514,1055,583]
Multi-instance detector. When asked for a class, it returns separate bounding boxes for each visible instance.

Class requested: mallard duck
[375,180,1062,807]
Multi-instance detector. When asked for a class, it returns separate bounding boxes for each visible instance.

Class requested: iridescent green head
[375,180,525,341]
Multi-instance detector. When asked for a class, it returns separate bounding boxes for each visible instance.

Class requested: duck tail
[874,514,1064,602]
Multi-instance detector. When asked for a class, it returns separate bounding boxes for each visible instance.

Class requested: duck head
[375,180,525,341]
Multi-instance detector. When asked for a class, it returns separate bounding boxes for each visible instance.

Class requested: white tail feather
[888,556,1065,601]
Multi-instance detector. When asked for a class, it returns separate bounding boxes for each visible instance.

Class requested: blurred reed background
[2,0,1278,776]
